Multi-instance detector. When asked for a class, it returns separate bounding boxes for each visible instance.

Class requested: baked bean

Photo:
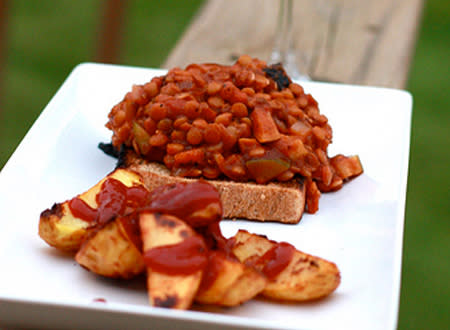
[192,71,206,87]
[174,148,205,167]
[202,167,221,179]
[149,103,167,121]
[297,94,308,108]
[173,115,188,129]
[160,82,180,96]
[231,102,248,117]
[171,129,186,141]
[126,85,148,105]
[277,170,294,182]
[269,99,284,111]
[237,54,253,66]
[163,154,175,169]
[206,142,223,153]
[236,122,251,138]
[113,110,126,126]
[235,69,255,87]
[220,81,237,101]
[124,101,137,122]
[289,83,304,96]
[306,93,318,107]
[240,117,252,127]
[254,74,270,90]
[166,143,185,155]
[149,132,168,147]
[321,165,333,186]
[231,90,248,104]
[187,126,203,145]
[116,122,131,142]
[193,118,208,130]
[215,112,233,126]
[270,91,284,100]
[143,117,157,135]
[208,96,224,109]
[184,100,201,119]
[157,118,173,132]
[179,122,192,132]
[241,87,255,97]
[281,89,294,99]
[204,123,221,144]
[200,103,217,122]
[143,81,159,98]
[221,125,238,151]
[207,81,222,95]
[212,152,225,173]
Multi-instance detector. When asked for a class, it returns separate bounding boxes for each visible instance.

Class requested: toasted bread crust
[123,151,305,224]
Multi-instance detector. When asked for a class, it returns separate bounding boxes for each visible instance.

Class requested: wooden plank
[95,0,128,64]
[163,0,424,88]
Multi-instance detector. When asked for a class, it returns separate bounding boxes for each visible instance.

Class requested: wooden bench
[163,0,424,89]
[0,0,424,105]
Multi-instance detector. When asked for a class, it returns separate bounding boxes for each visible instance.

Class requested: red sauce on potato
[142,235,207,275]
[146,180,222,228]
[68,178,149,224]
[259,242,296,279]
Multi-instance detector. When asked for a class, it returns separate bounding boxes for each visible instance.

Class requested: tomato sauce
[146,180,222,228]
[69,176,295,280]
[260,242,295,279]
[68,178,149,225]
[142,235,207,275]
[198,251,226,291]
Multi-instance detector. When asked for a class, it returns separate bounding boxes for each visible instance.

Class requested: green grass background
[0,1,448,329]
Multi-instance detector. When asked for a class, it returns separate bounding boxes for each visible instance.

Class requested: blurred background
[0,0,448,329]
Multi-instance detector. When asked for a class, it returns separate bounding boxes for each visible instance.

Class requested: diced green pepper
[132,121,150,154]
[246,158,290,183]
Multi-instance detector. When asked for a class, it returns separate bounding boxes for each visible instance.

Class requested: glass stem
[270,0,310,81]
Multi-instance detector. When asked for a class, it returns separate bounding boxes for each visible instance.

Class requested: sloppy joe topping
[106,55,363,213]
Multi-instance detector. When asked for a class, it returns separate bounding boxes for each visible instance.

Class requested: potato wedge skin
[38,169,145,252]
[140,212,204,309]
[231,230,340,301]
[39,202,89,252]
[195,252,267,307]
[220,266,267,306]
[75,219,145,279]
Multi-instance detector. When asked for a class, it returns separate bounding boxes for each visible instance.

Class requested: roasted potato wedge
[75,216,145,279]
[195,251,267,306]
[39,202,89,252]
[231,230,341,301]
[139,212,204,309]
[39,169,145,252]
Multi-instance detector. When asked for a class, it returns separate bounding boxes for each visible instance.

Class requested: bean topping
[106,56,363,213]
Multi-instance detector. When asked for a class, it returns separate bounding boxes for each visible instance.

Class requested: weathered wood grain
[163,0,423,88]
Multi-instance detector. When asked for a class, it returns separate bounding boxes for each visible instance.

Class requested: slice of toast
[122,150,305,224]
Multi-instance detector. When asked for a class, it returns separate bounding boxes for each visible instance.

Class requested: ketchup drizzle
[68,176,295,281]
[68,197,97,222]
[68,178,149,225]
[259,242,295,279]
[146,180,222,228]
[143,235,207,275]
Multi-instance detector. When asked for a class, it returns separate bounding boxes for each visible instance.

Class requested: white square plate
[0,63,412,330]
